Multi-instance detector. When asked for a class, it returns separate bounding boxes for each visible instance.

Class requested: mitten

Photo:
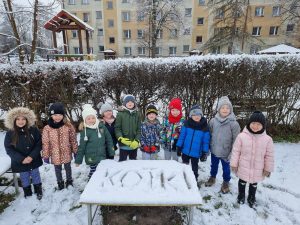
[263,170,271,177]
[200,153,207,162]
[129,140,139,149]
[118,137,132,146]
[43,158,50,164]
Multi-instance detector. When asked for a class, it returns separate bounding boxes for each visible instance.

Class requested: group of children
[4,95,274,208]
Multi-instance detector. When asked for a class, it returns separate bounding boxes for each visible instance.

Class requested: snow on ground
[0,130,299,225]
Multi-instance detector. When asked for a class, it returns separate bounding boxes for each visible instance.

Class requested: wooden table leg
[87,204,92,225]
[188,206,194,225]
[12,173,19,195]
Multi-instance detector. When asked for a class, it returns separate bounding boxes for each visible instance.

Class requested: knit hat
[122,94,136,106]
[5,107,36,130]
[49,103,65,116]
[168,98,182,111]
[146,105,158,116]
[217,96,233,113]
[82,104,97,122]
[189,105,203,118]
[100,103,113,115]
[248,111,266,129]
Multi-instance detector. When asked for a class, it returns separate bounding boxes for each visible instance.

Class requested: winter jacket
[102,120,118,150]
[140,119,162,153]
[230,127,274,183]
[161,116,184,151]
[176,118,211,158]
[115,107,141,149]
[42,122,78,165]
[4,127,43,173]
[75,123,115,165]
[209,114,240,160]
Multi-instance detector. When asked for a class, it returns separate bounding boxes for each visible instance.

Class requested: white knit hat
[82,104,97,122]
[217,96,233,113]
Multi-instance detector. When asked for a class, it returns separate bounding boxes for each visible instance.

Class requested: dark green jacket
[115,108,141,149]
[75,123,115,165]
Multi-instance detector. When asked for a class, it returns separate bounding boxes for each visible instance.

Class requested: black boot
[23,186,33,198]
[65,179,73,188]
[33,183,43,200]
[247,183,257,208]
[57,181,65,190]
[237,179,246,204]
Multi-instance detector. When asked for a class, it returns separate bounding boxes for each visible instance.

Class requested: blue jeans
[210,154,231,182]
[20,168,41,188]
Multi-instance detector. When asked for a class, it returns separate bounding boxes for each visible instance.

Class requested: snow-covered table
[80,160,202,225]
[0,156,19,195]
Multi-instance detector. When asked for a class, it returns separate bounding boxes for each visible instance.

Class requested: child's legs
[150,153,158,160]
[164,149,171,160]
[64,162,72,181]
[181,153,190,165]
[19,171,31,187]
[30,168,42,185]
[119,149,129,161]
[142,152,151,160]
[128,149,137,160]
[88,164,98,179]
[171,151,178,161]
[54,165,63,182]
[220,158,231,182]
[190,157,200,180]
[210,154,220,178]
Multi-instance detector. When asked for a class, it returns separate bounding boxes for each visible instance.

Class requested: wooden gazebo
[44,9,94,57]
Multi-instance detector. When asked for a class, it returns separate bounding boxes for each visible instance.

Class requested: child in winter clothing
[161,98,184,161]
[42,103,78,190]
[115,95,141,161]
[100,103,118,159]
[230,111,274,208]
[176,105,210,180]
[4,107,43,199]
[205,96,241,194]
[140,105,162,160]
[75,104,115,179]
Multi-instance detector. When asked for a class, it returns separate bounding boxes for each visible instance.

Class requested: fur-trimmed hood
[5,107,36,130]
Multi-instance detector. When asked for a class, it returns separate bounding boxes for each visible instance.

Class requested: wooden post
[52,31,58,53]
[86,30,90,54]
[62,30,68,54]
[78,29,83,54]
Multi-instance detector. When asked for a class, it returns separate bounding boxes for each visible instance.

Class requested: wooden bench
[0,156,19,195]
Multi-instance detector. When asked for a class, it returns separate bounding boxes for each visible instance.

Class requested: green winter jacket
[115,107,141,149]
[75,123,115,165]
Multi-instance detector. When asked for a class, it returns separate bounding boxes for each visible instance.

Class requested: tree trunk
[30,0,39,64]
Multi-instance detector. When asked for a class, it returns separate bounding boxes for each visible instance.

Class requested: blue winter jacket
[176,118,210,158]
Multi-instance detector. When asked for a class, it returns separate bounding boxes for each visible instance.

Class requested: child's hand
[75,164,80,167]
[22,156,33,164]
[176,146,182,157]
[43,158,50,164]
[200,153,207,162]
[263,170,271,177]
[231,167,238,174]
[119,137,132,146]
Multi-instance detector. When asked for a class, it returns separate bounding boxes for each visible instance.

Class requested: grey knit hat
[189,105,203,118]
[100,103,113,115]
[217,96,233,113]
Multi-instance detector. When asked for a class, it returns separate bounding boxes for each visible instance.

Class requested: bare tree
[280,0,300,21]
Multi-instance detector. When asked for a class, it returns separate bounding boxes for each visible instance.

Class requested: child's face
[170,109,180,117]
[51,114,64,123]
[147,113,157,121]
[219,105,230,118]
[191,115,201,122]
[85,115,96,126]
[15,116,27,128]
[250,122,263,132]
[103,110,113,118]
[126,101,135,109]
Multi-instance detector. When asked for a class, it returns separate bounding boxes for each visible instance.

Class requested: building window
[252,26,261,36]
[183,28,190,35]
[122,0,129,3]
[123,30,131,39]
[169,47,177,56]
[88,31,93,39]
[122,12,131,21]
[109,37,115,44]
[68,0,75,4]
[83,13,89,22]
[157,29,163,39]
[287,24,294,32]
[107,1,113,9]
[108,19,114,27]
[196,36,202,43]
[269,26,279,35]
[124,47,132,55]
[97,28,103,36]
[72,30,78,38]
[96,11,102,19]
[212,46,221,54]
[170,29,178,38]
[255,7,264,16]
[198,0,205,5]
[99,45,104,52]
[183,45,190,52]
[197,17,204,25]
[272,6,281,17]
[82,0,89,4]
[215,8,224,19]
[250,45,260,54]
[138,47,146,55]
[137,29,144,39]
[137,11,145,21]
[185,8,192,17]
[74,47,80,54]
[88,47,93,54]
[155,47,162,55]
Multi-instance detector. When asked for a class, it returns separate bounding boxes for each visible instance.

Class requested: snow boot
[237,179,246,204]
[247,183,257,208]
[205,177,216,187]
[57,181,65,190]
[65,179,73,188]
[23,185,33,198]
[221,181,230,194]
[33,183,43,200]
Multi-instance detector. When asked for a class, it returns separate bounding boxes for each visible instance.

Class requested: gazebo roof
[258,44,300,54]
[44,9,94,32]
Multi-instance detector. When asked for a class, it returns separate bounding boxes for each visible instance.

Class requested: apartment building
[62,0,300,58]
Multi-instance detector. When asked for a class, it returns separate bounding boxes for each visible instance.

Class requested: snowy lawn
[0,130,299,225]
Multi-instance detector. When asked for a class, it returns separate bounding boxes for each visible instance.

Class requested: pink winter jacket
[230,127,274,183]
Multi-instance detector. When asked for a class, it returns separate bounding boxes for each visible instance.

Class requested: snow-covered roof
[80,160,202,206]
[258,44,300,54]
[0,156,11,175]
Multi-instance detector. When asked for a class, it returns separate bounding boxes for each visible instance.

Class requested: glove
[107,155,114,160]
[118,137,132,146]
[200,153,207,162]
[73,153,77,160]
[176,146,182,157]
[129,140,139,149]
[263,170,271,177]
[231,167,238,174]
[43,158,50,164]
